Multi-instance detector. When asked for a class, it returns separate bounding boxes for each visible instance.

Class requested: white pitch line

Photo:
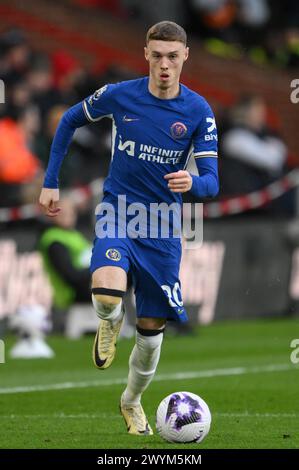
[215,412,299,418]
[0,377,127,395]
[0,412,298,420]
[0,413,119,420]
[0,363,296,395]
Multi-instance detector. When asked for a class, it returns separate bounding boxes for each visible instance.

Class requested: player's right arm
[39,187,61,217]
[39,84,117,216]
[38,101,89,216]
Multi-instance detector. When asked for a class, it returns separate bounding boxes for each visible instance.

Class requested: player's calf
[120,324,165,434]
[122,325,164,404]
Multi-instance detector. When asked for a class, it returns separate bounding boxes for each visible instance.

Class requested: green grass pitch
[0,318,298,449]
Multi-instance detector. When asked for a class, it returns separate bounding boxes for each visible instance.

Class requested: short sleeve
[82,83,118,122]
[193,100,218,160]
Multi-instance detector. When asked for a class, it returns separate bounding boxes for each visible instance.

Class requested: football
[156,391,211,443]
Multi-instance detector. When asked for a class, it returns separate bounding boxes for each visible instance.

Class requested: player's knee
[129,326,164,374]
[93,294,121,306]
[91,294,121,321]
[137,318,166,330]
[91,288,125,321]
[136,325,165,354]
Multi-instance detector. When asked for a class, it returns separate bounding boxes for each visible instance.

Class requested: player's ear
[184,47,189,62]
[144,46,149,62]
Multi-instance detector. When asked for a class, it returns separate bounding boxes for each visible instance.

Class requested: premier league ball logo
[165,393,204,430]
[88,85,108,106]
[170,122,187,139]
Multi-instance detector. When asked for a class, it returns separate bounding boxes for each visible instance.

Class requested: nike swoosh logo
[93,331,107,368]
[122,115,139,122]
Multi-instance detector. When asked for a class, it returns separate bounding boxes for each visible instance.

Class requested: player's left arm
[164,169,193,192]
[165,101,219,197]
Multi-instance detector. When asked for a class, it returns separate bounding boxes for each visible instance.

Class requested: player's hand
[164,170,193,193]
[39,188,61,217]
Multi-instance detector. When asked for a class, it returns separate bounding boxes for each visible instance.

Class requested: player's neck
[148,79,180,100]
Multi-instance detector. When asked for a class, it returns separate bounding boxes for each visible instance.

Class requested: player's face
[145,40,189,95]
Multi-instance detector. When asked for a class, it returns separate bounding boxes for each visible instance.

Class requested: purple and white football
[156,392,211,443]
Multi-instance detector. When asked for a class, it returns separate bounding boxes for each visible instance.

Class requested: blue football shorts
[90,234,188,323]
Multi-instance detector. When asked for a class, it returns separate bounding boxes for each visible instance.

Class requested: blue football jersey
[44,76,218,240]
[82,77,218,208]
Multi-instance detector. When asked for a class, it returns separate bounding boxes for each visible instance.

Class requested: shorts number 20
[161,282,183,307]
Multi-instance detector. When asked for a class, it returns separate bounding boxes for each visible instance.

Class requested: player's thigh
[133,240,187,323]
[92,266,127,291]
[90,236,130,293]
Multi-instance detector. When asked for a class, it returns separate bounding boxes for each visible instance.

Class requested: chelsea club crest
[105,248,121,261]
[170,122,187,139]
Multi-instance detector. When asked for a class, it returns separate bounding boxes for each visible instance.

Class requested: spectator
[0,104,43,207]
[9,304,54,359]
[38,196,92,312]
[26,53,62,122]
[188,0,237,41]
[219,95,287,197]
[0,29,31,87]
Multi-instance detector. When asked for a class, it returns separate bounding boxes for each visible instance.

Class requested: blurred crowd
[0,3,296,215]
[0,28,137,208]
[74,0,299,68]
[217,94,294,215]
[185,0,299,68]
